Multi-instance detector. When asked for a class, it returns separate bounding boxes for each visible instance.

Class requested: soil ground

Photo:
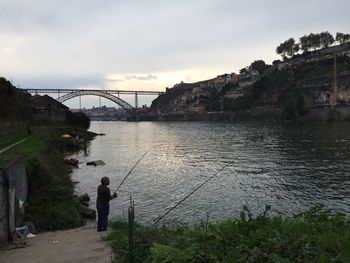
[0,221,113,263]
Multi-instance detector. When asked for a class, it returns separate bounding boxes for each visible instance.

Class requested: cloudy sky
[0,0,349,107]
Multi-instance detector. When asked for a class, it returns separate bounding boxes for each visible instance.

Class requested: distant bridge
[22,88,165,112]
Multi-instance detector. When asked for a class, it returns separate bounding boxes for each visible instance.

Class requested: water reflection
[70,121,350,224]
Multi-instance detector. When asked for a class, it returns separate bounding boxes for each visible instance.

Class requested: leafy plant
[106,205,350,262]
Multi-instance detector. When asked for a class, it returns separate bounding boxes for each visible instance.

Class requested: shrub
[66,111,90,130]
[106,205,350,263]
[24,129,85,231]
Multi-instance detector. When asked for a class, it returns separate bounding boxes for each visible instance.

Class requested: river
[70,121,350,224]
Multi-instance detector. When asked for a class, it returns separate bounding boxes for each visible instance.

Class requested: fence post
[204,212,209,255]
[128,196,134,263]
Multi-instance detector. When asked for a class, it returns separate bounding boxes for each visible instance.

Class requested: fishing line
[115,149,150,192]
[152,161,234,226]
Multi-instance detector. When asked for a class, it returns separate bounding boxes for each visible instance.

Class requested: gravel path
[0,222,113,263]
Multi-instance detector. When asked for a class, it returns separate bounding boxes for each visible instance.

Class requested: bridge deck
[22,88,164,95]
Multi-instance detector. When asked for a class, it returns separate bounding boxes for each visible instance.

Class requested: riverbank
[140,104,350,122]
[0,125,98,233]
[105,205,350,262]
[0,124,116,262]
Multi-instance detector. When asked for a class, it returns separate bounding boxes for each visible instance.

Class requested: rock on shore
[78,194,96,219]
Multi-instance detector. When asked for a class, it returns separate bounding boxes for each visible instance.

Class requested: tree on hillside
[319,31,334,48]
[300,32,331,52]
[336,32,350,44]
[0,77,32,122]
[309,33,321,50]
[276,38,300,59]
[272,59,282,65]
[300,34,322,52]
[300,35,312,52]
[283,32,343,55]
[249,60,270,74]
[239,67,249,74]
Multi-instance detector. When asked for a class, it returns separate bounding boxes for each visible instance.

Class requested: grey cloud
[125,74,157,81]
[0,0,117,33]
[12,75,105,89]
[105,78,124,83]
[0,0,349,92]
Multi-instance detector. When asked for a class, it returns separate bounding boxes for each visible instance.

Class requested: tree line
[276,32,350,59]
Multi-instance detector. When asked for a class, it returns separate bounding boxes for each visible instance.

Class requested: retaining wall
[0,157,27,243]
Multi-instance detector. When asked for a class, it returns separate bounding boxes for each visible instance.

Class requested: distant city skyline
[1,0,349,108]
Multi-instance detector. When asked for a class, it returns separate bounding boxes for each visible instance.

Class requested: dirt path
[0,127,44,155]
[0,222,113,263]
[0,138,28,155]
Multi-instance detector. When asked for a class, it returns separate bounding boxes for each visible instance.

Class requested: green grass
[105,205,350,263]
[0,126,48,166]
[0,127,28,150]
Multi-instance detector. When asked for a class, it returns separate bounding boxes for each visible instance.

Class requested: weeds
[106,205,350,262]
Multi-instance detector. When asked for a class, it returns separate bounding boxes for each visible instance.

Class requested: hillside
[0,77,32,134]
[151,43,350,121]
[0,77,32,121]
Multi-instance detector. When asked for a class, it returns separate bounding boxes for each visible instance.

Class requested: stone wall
[0,157,27,243]
[307,105,350,121]
[32,110,66,122]
[0,169,9,243]
[156,111,237,122]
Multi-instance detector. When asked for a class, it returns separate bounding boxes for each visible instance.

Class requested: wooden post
[204,212,209,255]
[128,196,134,263]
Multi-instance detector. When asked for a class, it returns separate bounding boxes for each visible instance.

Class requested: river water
[70,121,350,224]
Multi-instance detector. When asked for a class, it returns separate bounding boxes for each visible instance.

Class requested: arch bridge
[23,88,164,113]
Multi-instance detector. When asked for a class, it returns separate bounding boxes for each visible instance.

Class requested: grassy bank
[0,126,47,166]
[0,125,30,150]
[105,206,350,262]
[0,126,87,231]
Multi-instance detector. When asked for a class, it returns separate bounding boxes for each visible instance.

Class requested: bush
[105,205,350,263]
[66,111,90,130]
[24,129,85,231]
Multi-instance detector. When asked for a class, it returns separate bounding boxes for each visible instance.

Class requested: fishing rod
[115,149,150,192]
[152,161,233,226]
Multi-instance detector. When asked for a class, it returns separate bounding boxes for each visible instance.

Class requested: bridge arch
[57,90,134,112]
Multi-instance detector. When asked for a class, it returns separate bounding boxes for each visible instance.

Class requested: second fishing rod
[114,149,233,226]
[152,161,234,226]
